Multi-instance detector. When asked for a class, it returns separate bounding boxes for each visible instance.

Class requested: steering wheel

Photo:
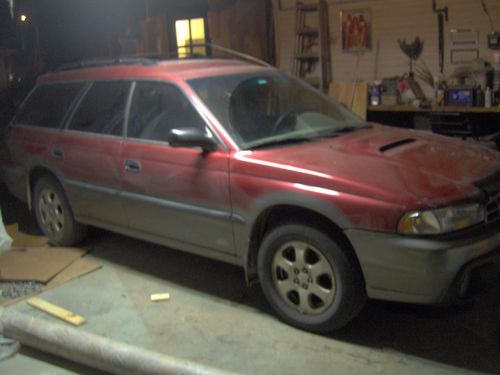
[271,109,296,135]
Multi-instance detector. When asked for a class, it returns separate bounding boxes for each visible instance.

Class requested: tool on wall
[432,0,448,74]
[292,0,332,92]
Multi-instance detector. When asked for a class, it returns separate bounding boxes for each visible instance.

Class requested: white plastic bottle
[485,87,492,108]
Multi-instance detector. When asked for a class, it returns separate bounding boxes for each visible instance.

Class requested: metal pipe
[0,309,238,375]
[438,13,444,73]
[432,0,449,74]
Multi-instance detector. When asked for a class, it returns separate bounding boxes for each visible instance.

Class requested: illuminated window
[175,18,206,58]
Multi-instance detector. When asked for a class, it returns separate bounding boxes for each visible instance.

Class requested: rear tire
[33,176,87,246]
[257,223,365,332]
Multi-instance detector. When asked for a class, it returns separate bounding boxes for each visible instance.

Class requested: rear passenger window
[14,83,84,129]
[68,81,131,135]
[127,81,206,142]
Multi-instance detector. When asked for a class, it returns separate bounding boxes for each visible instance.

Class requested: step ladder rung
[296,52,319,59]
[297,28,319,35]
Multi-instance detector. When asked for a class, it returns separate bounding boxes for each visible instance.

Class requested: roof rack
[56,56,159,72]
[205,43,272,68]
[54,43,272,73]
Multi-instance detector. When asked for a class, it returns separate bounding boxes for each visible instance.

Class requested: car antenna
[205,42,273,68]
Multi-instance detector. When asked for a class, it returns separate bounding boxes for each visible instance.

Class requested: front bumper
[345,226,500,304]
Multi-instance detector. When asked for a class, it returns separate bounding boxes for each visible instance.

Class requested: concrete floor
[0,184,499,375]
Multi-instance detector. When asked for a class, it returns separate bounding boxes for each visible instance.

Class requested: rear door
[54,80,132,227]
[121,81,234,254]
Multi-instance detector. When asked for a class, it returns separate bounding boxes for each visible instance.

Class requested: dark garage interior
[0,0,499,374]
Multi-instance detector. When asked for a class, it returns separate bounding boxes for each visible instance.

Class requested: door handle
[124,159,141,173]
[52,148,64,160]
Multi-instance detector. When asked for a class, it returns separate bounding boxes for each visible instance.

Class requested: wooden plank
[27,298,86,326]
[150,293,171,302]
[351,82,368,120]
[330,82,368,120]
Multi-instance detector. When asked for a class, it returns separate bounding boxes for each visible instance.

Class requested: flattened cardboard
[6,224,48,248]
[0,247,86,283]
[47,258,102,287]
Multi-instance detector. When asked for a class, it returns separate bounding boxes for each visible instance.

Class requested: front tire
[33,176,87,246]
[257,224,365,332]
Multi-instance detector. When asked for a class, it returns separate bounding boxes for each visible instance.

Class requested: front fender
[233,190,352,271]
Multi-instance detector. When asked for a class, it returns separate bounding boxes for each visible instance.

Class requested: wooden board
[329,82,368,120]
[6,224,47,248]
[27,298,86,326]
[150,293,170,302]
[207,0,270,61]
[0,247,86,283]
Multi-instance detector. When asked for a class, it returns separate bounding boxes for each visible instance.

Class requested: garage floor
[0,186,499,375]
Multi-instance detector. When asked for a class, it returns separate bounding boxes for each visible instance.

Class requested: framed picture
[341,8,372,53]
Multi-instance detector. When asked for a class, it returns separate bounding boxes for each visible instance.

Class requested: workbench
[367,105,500,138]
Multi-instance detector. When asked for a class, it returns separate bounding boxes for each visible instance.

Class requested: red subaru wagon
[1,58,499,332]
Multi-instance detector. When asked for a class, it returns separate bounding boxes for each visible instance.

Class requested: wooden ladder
[293,0,332,92]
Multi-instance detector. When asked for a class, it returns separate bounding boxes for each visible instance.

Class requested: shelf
[368,105,500,114]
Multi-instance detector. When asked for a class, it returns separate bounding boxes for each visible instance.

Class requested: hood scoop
[379,138,416,153]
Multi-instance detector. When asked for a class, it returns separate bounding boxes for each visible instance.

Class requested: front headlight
[398,203,485,235]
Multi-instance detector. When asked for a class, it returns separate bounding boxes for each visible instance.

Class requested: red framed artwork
[341,8,372,53]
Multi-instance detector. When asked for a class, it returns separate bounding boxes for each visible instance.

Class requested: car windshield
[188,71,368,149]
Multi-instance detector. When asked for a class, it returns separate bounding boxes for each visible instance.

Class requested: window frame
[123,79,224,149]
[12,77,228,150]
[11,81,88,131]
[63,79,134,139]
[174,17,208,58]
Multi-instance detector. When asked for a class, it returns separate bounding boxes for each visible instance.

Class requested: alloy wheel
[38,188,65,235]
[271,241,336,314]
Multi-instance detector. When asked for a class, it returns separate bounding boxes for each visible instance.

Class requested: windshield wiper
[248,137,313,150]
[317,124,371,138]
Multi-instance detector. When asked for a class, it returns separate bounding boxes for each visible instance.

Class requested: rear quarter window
[14,83,84,129]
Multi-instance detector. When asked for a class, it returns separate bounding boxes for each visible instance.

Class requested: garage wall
[208,0,273,62]
[274,0,500,91]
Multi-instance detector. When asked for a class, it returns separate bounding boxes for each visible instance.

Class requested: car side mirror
[167,128,218,153]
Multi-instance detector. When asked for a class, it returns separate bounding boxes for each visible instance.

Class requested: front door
[121,81,234,254]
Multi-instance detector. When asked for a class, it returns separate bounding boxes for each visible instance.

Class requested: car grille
[475,171,500,224]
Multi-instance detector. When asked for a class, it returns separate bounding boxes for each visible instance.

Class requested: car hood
[241,125,500,208]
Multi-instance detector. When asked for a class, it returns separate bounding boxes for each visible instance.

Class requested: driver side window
[127,81,206,142]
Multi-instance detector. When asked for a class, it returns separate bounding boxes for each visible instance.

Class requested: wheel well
[246,205,364,284]
[28,167,60,209]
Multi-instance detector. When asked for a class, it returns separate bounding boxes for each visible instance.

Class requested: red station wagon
[1,58,499,332]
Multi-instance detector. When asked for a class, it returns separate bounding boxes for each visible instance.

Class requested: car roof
[38,59,272,84]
